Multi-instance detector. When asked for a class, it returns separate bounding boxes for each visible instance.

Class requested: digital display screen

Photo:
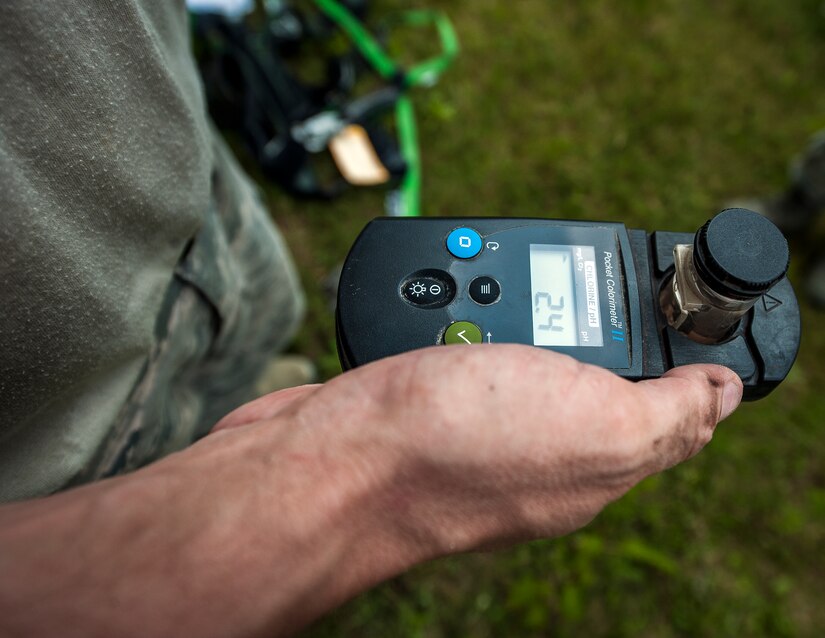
[529,244,604,347]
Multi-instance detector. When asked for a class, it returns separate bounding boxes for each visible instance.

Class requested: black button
[402,277,450,306]
[469,276,501,305]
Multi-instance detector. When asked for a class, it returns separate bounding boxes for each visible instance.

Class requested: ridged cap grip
[693,208,790,299]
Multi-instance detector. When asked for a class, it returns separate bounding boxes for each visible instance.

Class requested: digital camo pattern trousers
[71,136,305,484]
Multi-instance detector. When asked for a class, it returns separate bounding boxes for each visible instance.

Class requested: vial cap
[693,208,790,299]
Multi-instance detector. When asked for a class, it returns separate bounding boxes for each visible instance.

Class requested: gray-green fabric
[0,1,304,501]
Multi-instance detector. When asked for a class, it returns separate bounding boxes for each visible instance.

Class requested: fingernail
[720,379,743,421]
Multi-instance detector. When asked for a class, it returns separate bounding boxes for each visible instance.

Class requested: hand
[215,343,742,554]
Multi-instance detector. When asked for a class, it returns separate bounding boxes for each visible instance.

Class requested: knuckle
[691,369,725,429]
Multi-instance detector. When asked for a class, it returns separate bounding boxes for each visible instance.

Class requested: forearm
[0,411,428,638]
[0,346,741,637]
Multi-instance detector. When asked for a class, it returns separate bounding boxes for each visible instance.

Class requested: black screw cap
[693,208,790,300]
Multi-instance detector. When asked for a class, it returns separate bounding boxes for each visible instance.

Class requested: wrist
[196,409,433,633]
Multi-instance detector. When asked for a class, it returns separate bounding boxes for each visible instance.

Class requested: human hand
[215,344,742,554]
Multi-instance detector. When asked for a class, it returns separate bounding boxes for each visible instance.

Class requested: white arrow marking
[457,329,471,345]
[486,332,492,343]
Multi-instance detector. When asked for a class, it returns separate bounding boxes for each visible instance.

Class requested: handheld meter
[335,210,801,400]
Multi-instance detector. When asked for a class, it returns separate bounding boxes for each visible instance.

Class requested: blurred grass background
[240,0,825,635]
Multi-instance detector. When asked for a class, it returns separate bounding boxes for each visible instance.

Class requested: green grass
[246,0,825,635]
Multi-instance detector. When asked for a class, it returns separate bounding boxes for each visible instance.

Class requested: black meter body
[335,217,801,400]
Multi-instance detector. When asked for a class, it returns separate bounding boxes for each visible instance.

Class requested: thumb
[644,364,743,423]
[634,364,743,470]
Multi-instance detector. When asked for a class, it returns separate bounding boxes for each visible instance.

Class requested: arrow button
[443,321,483,345]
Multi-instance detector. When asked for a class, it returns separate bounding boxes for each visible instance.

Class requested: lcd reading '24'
[529,244,603,347]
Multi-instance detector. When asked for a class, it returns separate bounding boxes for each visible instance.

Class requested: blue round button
[446,227,482,259]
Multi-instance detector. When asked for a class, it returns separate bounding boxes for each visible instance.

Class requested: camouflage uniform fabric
[0,1,303,500]
[71,134,305,486]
